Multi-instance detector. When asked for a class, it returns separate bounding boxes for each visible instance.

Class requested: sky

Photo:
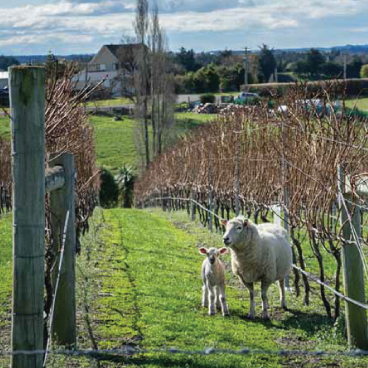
[1,0,368,55]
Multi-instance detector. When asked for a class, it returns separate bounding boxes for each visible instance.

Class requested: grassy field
[0,116,10,140]
[91,113,216,172]
[0,208,361,367]
[345,97,368,111]
[87,97,132,107]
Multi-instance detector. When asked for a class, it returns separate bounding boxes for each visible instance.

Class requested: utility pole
[244,47,248,91]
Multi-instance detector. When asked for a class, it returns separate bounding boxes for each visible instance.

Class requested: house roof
[105,44,142,60]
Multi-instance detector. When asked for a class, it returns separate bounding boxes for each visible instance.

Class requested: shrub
[200,94,216,104]
[360,65,368,79]
[99,167,119,208]
[115,165,136,208]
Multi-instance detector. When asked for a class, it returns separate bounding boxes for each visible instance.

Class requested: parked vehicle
[234,92,259,105]
[0,87,9,107]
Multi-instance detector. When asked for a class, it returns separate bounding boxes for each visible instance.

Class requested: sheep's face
[222,218,249,248]
[199,247,227,264]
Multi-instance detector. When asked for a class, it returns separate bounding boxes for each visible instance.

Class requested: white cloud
[0,0,368,53]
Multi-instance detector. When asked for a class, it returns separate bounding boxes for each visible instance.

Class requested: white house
[0,71,8,89]
[74,44,140,96]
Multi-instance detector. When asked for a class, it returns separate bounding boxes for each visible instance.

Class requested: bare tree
[134,0,150,168]
[149,3,176,155]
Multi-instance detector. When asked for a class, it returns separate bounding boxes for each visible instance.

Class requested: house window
[97,64,106,71]
[112,63,119,70]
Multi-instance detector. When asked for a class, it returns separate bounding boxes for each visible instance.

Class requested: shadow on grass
[91,353,256,368]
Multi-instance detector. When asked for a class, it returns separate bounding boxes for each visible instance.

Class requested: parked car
[0,87,9,107]
[234,92,260,105]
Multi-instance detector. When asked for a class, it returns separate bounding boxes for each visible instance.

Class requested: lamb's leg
[216,286,221,309]
[208,286,216,315]
[202,284,208,308]
[244,282,255,320]
[279,279,287,310]
[219,285,229,316]
[261,281,270,320]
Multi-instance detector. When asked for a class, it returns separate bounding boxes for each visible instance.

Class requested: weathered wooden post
[338,166,368,349]
[234,141,240,217]
[190,189,196,221]
[208,155,213,232]
[50,153,76,347]
[10,66,45,368]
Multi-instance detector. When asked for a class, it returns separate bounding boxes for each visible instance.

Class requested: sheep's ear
[243,220,249,227]
[221,220,227,227]
[219,247,228,255]
[199,247,208,255]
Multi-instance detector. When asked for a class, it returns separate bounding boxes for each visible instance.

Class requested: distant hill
[212,44,368,55]
[14,54,94,64]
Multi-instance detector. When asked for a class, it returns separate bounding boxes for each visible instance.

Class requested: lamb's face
[222,218,248,248]
[199,247,228,264]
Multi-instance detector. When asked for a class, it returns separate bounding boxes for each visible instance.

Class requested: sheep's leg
[202,284,208,308]
[244,282,255,320]
[261,282,270,320]
[219,285,229,316]
[279,279,287,310]
[208,286,216,315]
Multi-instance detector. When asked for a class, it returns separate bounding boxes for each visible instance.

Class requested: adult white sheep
[222,216,292,320]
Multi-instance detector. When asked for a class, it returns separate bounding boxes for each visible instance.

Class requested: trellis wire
[2,346,368,358]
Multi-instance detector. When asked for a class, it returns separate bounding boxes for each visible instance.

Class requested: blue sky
[1,0,368,55]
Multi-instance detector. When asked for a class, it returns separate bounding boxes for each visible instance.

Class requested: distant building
[0,71,8,89]
[74,44,141,96]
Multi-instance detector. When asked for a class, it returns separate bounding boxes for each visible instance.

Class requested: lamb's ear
[199,247,208,255]
[218,247,228,255]
[243,220,249,227]
[221,220,227,227]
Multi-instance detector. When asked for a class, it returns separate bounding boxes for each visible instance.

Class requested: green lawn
[345,97,368,111]
[90,113,216,173]
[90,115,140,172]
[87,97,132,107]
[0,116,10,140]
[48,208,363,367]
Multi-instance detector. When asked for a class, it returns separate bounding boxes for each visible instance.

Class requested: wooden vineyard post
[50,153,76,347]
[10,66,45,368]
[338,166,368,349]
[190,189,196,221]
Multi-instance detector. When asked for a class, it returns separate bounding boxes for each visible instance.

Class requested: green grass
[0,116,10,140]
[345,97,368,111]
[0,213,13,367]
[90,113,216,173]
[175,113,217,135]
[87,97,132,107]
[70,207,364,367]
[90,115,140,172]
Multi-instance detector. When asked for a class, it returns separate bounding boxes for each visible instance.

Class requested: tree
[258,44,276,83]
[321,62,342,79]
[115,165,136,208]
[361,65,368,78]
[134,0,150,168]
[305,49,325,78]
[348,57,363,79]
[0,55,19,71]
[176,48,197,72]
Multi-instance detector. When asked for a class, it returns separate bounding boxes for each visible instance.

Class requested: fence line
[151,196,368,311]
[2,346,368,358]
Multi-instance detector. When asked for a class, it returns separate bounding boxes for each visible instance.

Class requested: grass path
[73,208,363,367]
[0,208,366,367]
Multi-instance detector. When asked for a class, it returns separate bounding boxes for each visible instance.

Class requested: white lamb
[222,217,292,320]
[199,247,230,316]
